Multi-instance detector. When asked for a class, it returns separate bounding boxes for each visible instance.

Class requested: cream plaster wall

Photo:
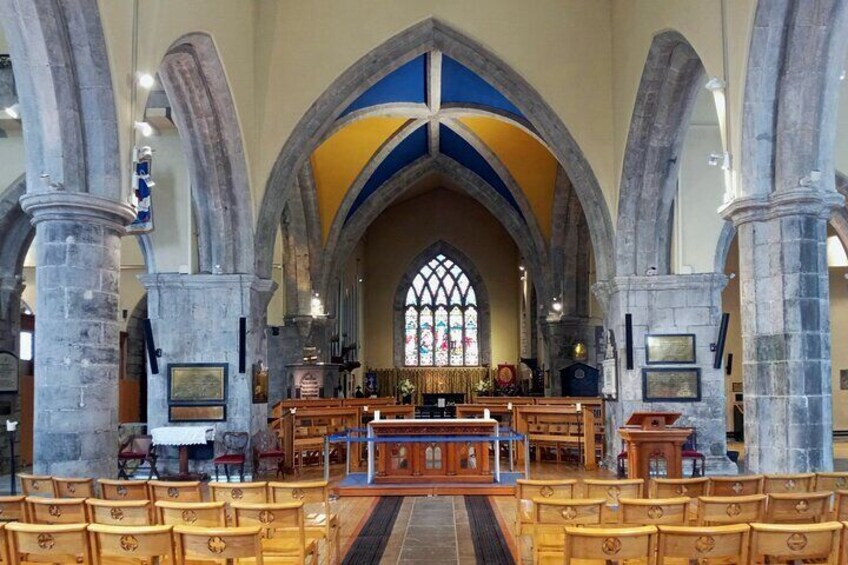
[363,188,519,368]
[836,60,848,176]
[0,135,24,194]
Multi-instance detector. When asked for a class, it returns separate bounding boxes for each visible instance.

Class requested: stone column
[140,274,275,474]
[0,273,23,354]
[19,192,135,477]
[721,190,843,473]
[595,274,736,474]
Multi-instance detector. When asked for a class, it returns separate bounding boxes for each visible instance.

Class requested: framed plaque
[168,363,228,405]
[0,351,18,393]
[642,368,701,402]
[645,334,696,364]
[168,404,227,422]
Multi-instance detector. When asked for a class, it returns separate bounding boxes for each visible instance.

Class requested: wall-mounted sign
[0,351,19,393]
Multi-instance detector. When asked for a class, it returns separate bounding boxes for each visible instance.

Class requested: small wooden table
[618,412,692,480]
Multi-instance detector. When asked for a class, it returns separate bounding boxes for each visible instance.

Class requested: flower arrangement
[473,378,492,394]
[397,378,417,396]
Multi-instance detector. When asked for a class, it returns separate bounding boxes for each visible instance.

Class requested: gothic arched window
[403,253,479,366]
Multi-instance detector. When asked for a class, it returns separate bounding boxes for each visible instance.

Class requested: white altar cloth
[151,426,214,446]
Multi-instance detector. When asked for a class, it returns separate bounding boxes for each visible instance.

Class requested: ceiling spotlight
[136,72,156,89]
[134,121,154,137]
[518,265,525,272]
[552,298,563,313]
[705,77,726,91]
[3,103,20,119]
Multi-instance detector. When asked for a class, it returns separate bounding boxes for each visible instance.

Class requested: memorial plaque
[642,368,701,402]
[0,351,18,393]
[645,334,696,364]
[168,364,227,404]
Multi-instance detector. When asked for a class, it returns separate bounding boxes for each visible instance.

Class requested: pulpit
[618,412,692,479]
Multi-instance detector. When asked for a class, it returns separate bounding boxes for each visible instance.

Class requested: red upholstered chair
[252,429,285,479]
[117,434,159,480]
[681,431,706,477]
[213,432,249,482]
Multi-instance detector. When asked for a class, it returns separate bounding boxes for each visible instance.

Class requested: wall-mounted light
[134,121,154,137]
[705,77,726,91]
[3,103,20,119]
[518,264,525,272]
[136,72,156,89]
[551,298,563,313]
[841,69,846,82]
[708,152,731,170]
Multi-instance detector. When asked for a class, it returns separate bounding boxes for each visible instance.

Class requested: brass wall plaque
[645,334,696,364]
[168,364,227,404]
[642,368,701,402]
[168,405,226,423]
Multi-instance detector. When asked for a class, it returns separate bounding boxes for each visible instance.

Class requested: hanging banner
[128,146,154,233]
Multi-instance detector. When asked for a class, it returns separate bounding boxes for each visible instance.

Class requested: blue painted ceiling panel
[438,124,523,218]
[341,55,427,116]
[440,56,524,119]
[346,124,429,221]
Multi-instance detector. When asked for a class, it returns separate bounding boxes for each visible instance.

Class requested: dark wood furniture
[618,412,693,480]
[212,431,249,482]
[117,434,159,480]
[514,405,596,469]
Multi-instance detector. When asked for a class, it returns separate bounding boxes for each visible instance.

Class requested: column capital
[19,191,136,233]
[719,188,844,227]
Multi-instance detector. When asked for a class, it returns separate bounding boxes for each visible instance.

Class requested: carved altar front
[368,419,496,484]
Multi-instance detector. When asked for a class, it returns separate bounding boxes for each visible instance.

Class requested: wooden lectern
[618,412,693,479]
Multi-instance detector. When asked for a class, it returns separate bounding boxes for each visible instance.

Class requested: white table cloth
[151,426,214,446]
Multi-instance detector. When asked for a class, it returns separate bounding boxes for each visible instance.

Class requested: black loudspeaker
[713,312,730,369]
[238,317,246,374]
[625,313,634,370]
[726,353,734,375]
[142,319,160,375]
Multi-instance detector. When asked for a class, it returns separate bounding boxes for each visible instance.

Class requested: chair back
[121,435,154,457]
[173,525,264,563]
[85,499,152,526]
[583,479,644,504]
[88,523,175,563]
[17,473,55,497]
[833,490,848,520]
[533,498,605,527]
[0,496,25,522]
[5,522,92,564]
[147,480,202,502]
[618,497,690,526]
[814,472,848,492]
[708,475,763,496]
[765,492,831,524]
[517,479,578,501]
[749,522,841,564]
[52,477,95,499]
[564,525,657,563]
[25,497,87,525]
[697,494,766,525]
[656,524,749,564]
[219,432,250,456]
[232,501,308,559]
[98,479,149,501]
[155,501,227,527]
[0,523,8,563]
[763,473,815,494]
[651,477,708,499]
[210,482,268,504]
[268,480,330,507]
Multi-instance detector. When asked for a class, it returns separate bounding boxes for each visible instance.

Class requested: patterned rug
[341,496,403,565]
[465,496,515,565]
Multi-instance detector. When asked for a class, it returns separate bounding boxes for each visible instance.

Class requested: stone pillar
[140,274,275,474]
[19,192,135,477]
[542,316,597,395]
[595,274,736,474]
[721,190,843,472]
[0,273,23,353]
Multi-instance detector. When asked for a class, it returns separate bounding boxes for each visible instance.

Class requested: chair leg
[225,465,231,482]
[239,463,244,482]
[215,466,219,482]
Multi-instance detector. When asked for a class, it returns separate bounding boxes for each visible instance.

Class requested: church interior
[2,1,848,563]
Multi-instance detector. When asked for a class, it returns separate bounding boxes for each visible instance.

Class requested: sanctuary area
[2,1,848,563]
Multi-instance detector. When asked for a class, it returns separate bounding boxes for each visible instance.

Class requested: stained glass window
[403,253,479,366]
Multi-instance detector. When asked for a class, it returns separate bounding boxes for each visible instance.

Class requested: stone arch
[125,295,148,384]
[392,240,491,367]
[256,18,614,283]
[158,32,254,274]
[0,176,31,354]
[616,30,707,276]
[0,0,121,200]
[319,156,550,306]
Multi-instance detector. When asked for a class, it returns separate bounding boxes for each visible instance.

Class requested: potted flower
[473,378,493,397]
[398,379,416,405]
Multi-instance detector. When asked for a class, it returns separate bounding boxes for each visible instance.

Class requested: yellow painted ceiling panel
[311,117,408,242]
[458,116,558,240]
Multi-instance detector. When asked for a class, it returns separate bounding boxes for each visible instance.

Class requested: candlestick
[507,402,513,410]
[484,408,491,420]
[374,410,381,421]
[576,403,582,412]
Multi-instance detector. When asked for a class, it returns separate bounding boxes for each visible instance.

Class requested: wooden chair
[210,481,268,505]
[563,524,657,565]
[173,525,264,564]
[5,522,92,564]
[618,497,690,526]
[17,473,55,498]
[833,490,848,520]
[514,479,578,536]
[748,521,841,564]
[87,523,176,564]
[765,491,831,524]
[0,523,8,563]
[117,434,159,480]
[25,497,87,525]
[52,477,95,499]
[583,478,644,523]
[815,472,848,492]
[155,501,227,527]
[696,494,766,525]
[531,498,605,564]
[232,501,319,564]
[656,523,749,565]
[708,475,763,496]
[85,499,152,526]
[763,473,815,494]
[213,431,250,483]
[147,480,202,503]
[0,496,25,523]
[98,479,149,501]
[650,477,708,499]
[252,428,286,479]
[268,480,340,564]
